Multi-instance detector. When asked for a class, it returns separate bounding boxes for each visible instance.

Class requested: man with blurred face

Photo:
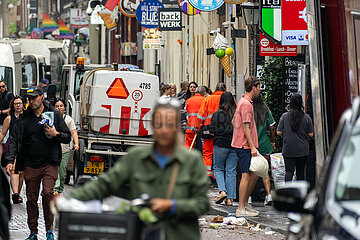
[66,99,210,240]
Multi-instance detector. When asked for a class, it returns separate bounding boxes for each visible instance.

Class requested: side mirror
[273,181,310,214]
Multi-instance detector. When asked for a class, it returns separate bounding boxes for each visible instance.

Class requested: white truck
[61,61,159,182]
[0,42,22,94]
[2,38,68,90]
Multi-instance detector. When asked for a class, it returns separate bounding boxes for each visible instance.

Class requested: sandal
[225,198,233,206]
[12,193,23,204]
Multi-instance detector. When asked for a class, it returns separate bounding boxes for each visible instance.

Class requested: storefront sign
[281,0,308,45]
[284,55,305,110]
[188,0,224,11]
[158,8,182,31]
[260,33,297,56]
[136,0,164,28]
[70,9,89,29]
[143,39,161,49]
[260,0,281,43]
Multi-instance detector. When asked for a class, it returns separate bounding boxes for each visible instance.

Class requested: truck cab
[22,54,47,88]
[60,60,107,127]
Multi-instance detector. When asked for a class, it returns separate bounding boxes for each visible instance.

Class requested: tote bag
[249,152,269,178]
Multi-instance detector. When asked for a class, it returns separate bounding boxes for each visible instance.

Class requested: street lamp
[240,1,259,76]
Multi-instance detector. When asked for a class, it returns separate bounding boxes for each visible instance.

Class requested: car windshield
[335,132,360,201]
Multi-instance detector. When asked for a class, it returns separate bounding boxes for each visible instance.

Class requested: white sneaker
[264,194,273,206]
[245,205,260,215]
[248,196,252,204]
[236,208,259,217]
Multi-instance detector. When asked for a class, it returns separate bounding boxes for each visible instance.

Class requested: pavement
[207,188,290,235]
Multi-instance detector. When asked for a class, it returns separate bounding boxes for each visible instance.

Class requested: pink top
[231,94,258,149]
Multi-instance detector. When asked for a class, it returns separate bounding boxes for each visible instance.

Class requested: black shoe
[12,193,23,204]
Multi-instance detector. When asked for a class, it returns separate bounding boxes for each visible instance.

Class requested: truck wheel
[74,139,85,184]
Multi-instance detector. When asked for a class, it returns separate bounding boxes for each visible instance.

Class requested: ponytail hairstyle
[289,94,304,132]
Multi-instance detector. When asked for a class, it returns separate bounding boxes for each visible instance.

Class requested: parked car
[273,97,360,240]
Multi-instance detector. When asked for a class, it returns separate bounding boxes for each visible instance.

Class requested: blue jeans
[213,145,238,199]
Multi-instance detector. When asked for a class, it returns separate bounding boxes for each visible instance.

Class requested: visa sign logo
[286,36,297,40]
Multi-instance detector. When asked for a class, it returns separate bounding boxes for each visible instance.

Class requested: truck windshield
[22,62,37,88]
[0,66,13,92]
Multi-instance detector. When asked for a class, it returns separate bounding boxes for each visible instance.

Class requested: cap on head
[25,86,44,97]
[41,79,49,85]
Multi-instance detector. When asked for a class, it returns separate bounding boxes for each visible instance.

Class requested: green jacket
[70,144,210,240]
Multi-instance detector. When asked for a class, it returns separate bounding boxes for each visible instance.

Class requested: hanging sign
[136,0,164,28]
[260,0,281,43]
[31,28,43,39]
[188,0,224,11]
[158,8,182,31]
[281,0,308,45]
[119,0,142,17]
[178,0,201,15]
[70,9,89,29]
[91,5,105,25]
[283,55,305,110]
[260,33,297,56]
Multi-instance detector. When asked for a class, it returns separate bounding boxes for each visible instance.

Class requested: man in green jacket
[67,99,210,240]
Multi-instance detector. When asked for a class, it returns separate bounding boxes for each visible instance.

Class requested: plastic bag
[270,153,285,188]
[249,152,268,178]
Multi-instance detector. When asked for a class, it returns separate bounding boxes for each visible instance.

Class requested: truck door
[61,69,74,120]
[71,70,85,127]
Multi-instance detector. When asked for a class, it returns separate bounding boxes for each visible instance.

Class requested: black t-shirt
[0,91,14,125]
[209,110,234,148]
[24,111,51,168]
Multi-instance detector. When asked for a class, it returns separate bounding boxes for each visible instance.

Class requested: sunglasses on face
[0,85,5,88]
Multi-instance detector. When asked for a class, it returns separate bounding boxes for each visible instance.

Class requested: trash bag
[270,153,285,189]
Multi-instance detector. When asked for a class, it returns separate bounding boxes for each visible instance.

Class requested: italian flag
[261,7,282,42]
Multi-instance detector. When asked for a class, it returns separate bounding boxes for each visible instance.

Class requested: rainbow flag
[58,19,74,39]
[42,13,58,33]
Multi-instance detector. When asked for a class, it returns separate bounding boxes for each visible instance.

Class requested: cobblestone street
[9,183,73,240]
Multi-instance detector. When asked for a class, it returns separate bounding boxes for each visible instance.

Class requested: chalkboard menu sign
[284,55,305,111]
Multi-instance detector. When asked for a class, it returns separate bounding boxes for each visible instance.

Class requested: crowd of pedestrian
[0,75,315,239]
[161,76,314,218]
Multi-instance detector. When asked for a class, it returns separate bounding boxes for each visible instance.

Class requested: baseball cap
[25,86,44,97]
[41,79,49,85]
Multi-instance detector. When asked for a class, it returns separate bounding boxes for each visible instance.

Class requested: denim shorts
[234,148,251,173]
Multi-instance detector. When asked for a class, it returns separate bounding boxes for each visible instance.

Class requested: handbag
[249,151,269,178]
